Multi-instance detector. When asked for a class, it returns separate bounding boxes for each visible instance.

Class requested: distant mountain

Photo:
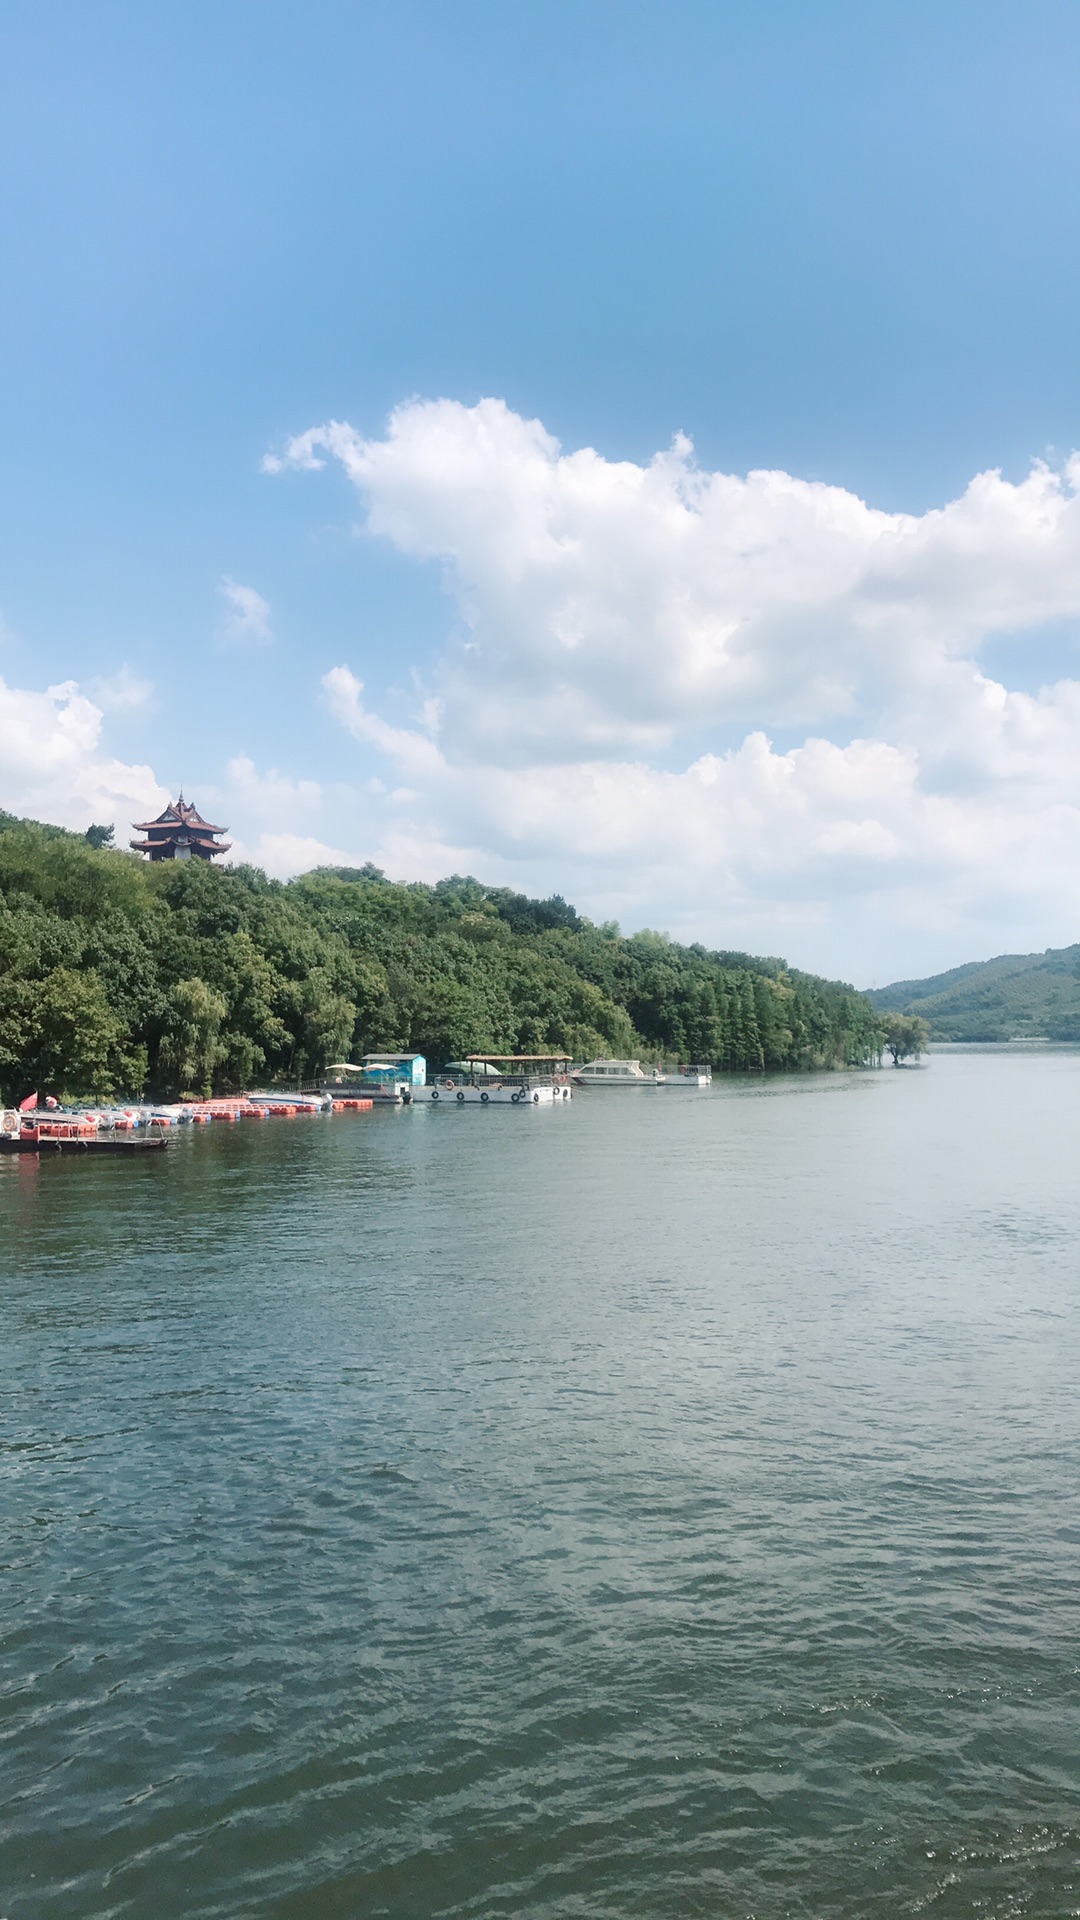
[868,944,1080,1041]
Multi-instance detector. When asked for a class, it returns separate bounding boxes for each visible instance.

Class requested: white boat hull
[571,1057,665,1086]
[416,1084,571,1105]
[572,1077,664,1087]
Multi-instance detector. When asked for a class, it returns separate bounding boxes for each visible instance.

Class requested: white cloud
[0,675,167,829]
[208,755,363,877]
[219,575,273,645]
[0,691,376,888]
[272,399,1080,755]
[321,666,444,778]
[87,665,154,713]
[224,753,322,816]
[236,830,358,877]
[298,685,1080,977]
[13,399,1080,986]
[264,396,1080,979]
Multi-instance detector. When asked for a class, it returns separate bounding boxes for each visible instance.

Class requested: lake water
[3,1051,1080,1919]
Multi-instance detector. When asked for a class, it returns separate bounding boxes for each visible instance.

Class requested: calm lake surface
[3,1051,1080,1919]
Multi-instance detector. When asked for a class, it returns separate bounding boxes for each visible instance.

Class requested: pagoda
[130,795,231,863]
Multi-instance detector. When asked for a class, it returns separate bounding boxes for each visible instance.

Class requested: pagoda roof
[132,795,227,835]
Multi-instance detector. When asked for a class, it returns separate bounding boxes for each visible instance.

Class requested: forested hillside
[0,813,882,1102]
[869,944,1080,1041]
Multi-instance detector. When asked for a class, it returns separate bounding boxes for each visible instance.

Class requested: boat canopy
[465,1054,573,1065]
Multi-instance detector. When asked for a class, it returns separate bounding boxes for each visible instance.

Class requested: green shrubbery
[0,813,883,1102]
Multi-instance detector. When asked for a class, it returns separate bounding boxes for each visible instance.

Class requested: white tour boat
[414,1055,573,1106]
[572,1058,666,1086]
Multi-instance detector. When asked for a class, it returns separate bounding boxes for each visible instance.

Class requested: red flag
[18,1091,38,1111]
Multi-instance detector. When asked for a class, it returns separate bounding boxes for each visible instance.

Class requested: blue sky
[3,2,1080,981]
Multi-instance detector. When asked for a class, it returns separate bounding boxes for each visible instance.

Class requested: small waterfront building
[130,796,232,863]
[322,1053,427,1104]
[362,1053,427,1088]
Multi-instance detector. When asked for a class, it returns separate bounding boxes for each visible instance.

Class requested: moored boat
[572,1058,666,1086]
[0,1110,168,1153]
[414,1054,573,1105]
[321,1054,426,1104]
[662,1063,713,1086]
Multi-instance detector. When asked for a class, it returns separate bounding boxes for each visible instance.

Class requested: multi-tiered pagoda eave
[130,796,231,862]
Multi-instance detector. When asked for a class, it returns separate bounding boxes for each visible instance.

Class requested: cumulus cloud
[0,675,167,828]
[219,575,273,645]
[271,399,1080,754]
[236,829,358,877]
[0,681,373,887]
[263,398,1080,978]
[211,755,361,877]
[308,674,1080,974]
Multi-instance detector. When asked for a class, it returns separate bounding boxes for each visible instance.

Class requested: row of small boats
[0,1090,375,1153]
[1,1058,714,1154]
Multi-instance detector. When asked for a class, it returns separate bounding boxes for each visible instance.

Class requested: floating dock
[0,1127,168,1154]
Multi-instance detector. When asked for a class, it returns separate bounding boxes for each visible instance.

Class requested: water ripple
[3,1057,1080,1917]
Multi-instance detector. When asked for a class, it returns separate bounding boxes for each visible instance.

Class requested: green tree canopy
[883,1012,930,1065]
[0,811,886,1101]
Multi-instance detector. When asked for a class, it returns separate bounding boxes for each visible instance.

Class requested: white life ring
[2,1111,18,1133]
